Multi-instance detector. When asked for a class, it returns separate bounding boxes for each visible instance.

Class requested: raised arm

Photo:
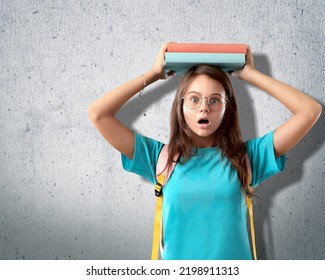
[87,44,170,159]
[233,46,322,158]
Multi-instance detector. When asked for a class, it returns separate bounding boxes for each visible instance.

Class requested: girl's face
[182,74,227,148]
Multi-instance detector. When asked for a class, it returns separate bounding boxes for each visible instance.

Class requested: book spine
[166,43,247,53]
[165,53,245,64]
[164,53,245,74]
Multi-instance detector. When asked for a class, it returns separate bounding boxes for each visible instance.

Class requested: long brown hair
[166,65,253,197]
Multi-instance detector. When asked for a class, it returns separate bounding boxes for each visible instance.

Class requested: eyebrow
[187,91,224,96]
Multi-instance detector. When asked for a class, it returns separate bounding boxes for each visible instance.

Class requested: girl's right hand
[231,45,256,81]
[151,43,175,80]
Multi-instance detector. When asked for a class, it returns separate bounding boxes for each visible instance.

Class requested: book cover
[166,43,247,54]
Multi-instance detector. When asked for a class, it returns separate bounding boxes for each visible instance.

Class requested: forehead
[186,74,225,96]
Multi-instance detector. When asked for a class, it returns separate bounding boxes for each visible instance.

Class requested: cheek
[183,106,196,126]
[213,116,223,128]
[211,110,226,128]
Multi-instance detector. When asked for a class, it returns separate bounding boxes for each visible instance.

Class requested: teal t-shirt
[121,131,285,260]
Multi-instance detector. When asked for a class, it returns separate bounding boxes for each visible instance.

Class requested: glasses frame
[182,91,228,112]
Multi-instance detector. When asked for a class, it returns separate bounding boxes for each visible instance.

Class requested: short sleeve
[121,133,164,184]
[245,131,286,187]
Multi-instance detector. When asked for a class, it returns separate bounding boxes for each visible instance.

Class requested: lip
[197,117,210,128]
[198,122,210,129]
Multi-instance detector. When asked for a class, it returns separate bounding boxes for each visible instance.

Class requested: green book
[165,52,245,74]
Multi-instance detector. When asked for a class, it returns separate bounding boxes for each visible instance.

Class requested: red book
[166,43,247,54]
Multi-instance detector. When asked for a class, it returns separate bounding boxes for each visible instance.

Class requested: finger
[245,45,253,64]
[246,45,251,54]
[161,41,177,54]
[161,70,175,80]
[161,42,169,53]
[168,70,175,77]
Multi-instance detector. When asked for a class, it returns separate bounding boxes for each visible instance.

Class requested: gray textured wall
[1,0,324,260]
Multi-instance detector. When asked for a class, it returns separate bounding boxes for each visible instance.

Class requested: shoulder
[121,132,165,184]
[132,132,166,166]
[134,132,165,152]
[244,130,286,186]
[245,130,277,167]
[245,130,275,153]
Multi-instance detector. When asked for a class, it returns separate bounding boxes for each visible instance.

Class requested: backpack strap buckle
[155,182,163,197]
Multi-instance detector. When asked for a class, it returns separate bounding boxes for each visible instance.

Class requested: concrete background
[0,0,324,260]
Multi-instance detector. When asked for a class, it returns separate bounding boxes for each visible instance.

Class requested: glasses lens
[208,95,226,111]
[184,92,201,109]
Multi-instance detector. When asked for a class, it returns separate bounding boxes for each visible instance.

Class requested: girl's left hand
[151,43,175,80]
[231,45,256,80]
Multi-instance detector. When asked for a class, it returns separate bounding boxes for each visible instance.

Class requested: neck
[193,135,215,148]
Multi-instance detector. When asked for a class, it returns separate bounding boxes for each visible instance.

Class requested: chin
[196,128,218,138]
[192,131,216,141]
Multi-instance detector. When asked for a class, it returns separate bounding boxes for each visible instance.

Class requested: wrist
[145,69,162,84]
[240,67,260,83]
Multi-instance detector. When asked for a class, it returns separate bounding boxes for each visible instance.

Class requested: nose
[200,97,210,112]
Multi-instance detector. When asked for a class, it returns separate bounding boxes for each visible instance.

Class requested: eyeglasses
[182,91,228,111]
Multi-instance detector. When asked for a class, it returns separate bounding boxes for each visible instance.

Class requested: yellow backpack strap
[151,174,164,260]
[151,145,177,260]
[151,145,168,260]
[245,153,257,260]
[246,196,257,260]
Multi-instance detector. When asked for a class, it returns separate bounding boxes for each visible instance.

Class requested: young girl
[87,44,322,260]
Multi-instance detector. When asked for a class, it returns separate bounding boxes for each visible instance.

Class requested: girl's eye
[210,98,219,105]
[190,96,199,103]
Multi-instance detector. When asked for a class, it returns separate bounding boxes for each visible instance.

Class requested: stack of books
[164,43,247,75]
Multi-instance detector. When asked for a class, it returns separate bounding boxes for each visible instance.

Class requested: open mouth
[198,118,210,124]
